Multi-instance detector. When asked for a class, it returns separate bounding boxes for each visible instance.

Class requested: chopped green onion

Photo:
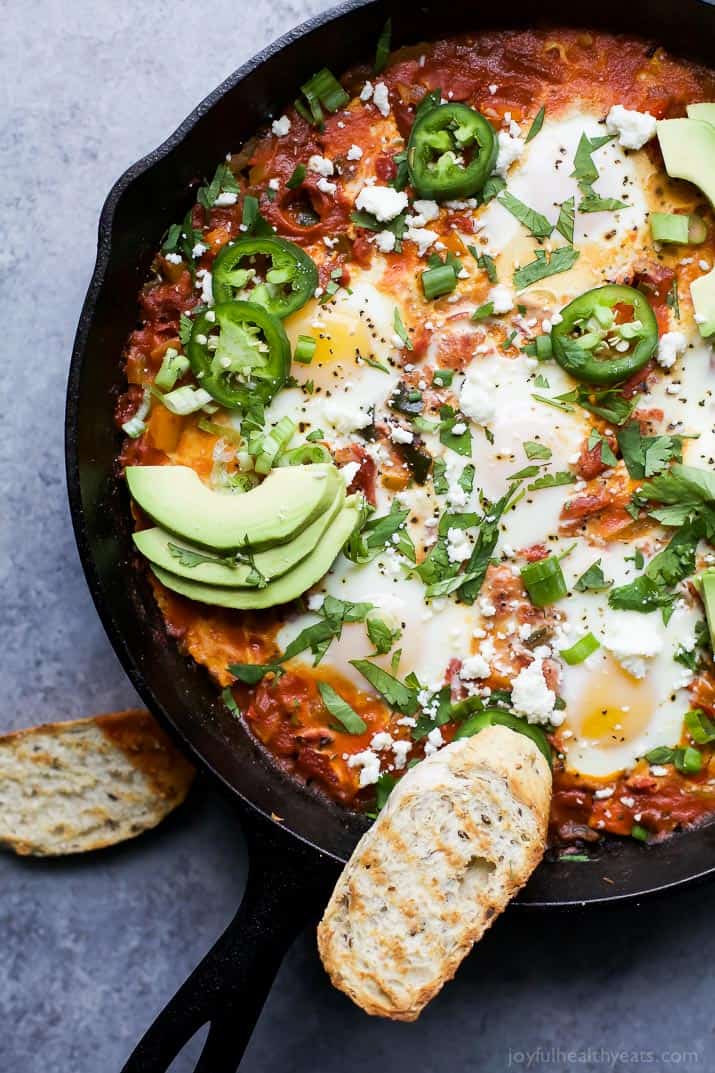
[433,368,454,387]
[520,555,567,607]
[286,163,306,189]
[277,443,332,465]
[650,212,706,245]
[299,68,349,126]
[684,708,715,744]
[534,334,553,360]
[197,417,242,444]
[154,348,190,392]
[254,416,296,475]
[121,387,151,438]
[306,428,324,442]
[421,263,457,300]
[560,632,600,665]
[650,213,689,244]
[294,335,317,364]
[153,385,213,415]
[631,823,650,843]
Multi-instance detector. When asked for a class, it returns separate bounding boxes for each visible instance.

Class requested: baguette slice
[0,709,195,856]
[317,725,551,1020]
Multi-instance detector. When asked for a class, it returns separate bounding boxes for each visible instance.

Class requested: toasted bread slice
[317,726,551,1020]
[0,710,195,856]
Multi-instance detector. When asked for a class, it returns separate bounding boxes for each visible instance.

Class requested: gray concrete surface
[1,2,714,1070]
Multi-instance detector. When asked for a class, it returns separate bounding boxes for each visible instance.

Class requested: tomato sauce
[118,27,715,847]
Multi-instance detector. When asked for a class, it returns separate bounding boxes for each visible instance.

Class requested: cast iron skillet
[66,1,715,1069]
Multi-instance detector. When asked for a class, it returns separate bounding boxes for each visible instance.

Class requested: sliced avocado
[133,485,344,587]
[691,268,715,337]
[657,118,715,208]
[150,496,363,609]
[687,103,715,128]
[699,568,715,654]
[126,463,341,551]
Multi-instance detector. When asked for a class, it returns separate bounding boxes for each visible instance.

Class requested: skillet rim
[65,0,715,908]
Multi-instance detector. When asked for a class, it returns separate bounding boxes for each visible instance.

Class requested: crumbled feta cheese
[656,330,688,370]
[451,422,467,436]
[605,105,657,150]
[459,368,496,426]
[404,226,439,256]
[424,727,444,756]
[447,527,472,564]
[355,184,408,222]
[370,731,394,752]
[340,461,361,487]
[605,612,663,679]
[347,749,381,786]
[322,395,373,434]
[308,154,335,177]
[360,81,374,102]
[594,787,614,800]
[191,242,207,259]
[214,191,238,207]
[390,424,414,445]
[268,178,280,191]
[307,593,324,611]
[374,229,396,253]
[392,739,411,769]
[460,652,491,679]
[495,130,525,177]
[196,268,213,305]
[346,144,363,161]
[317,178,337,195]
[489,283,515,314]
[271,115,291,137]
[413,199,440,223]
[164,252,182,264]
[373,82,390,116]
[488,83,498,95]
[478,595,496,618]
[650,765,668,777]
[510,656,559,726]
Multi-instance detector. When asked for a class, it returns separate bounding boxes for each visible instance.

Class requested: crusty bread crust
[0,710,195,856]
[317,726,551,1020]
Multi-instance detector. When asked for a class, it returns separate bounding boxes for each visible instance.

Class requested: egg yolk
[577,655,655,749]
[285,299,388,388]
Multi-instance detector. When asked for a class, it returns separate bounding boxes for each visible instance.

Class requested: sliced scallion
[520,555,567,607]
[277,443,331,465]
[154,348,190,392]
[294,335,317,364]
[154,385,213,415]
[421,263,457,300]
[121,387,151,438]
[254,416,296,474]
[560,632,600,665]
[650,212,706,245]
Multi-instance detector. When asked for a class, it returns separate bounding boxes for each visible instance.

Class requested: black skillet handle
[120,812,339,1073]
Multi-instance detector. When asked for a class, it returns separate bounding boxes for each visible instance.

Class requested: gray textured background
[1,2,714,1070]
